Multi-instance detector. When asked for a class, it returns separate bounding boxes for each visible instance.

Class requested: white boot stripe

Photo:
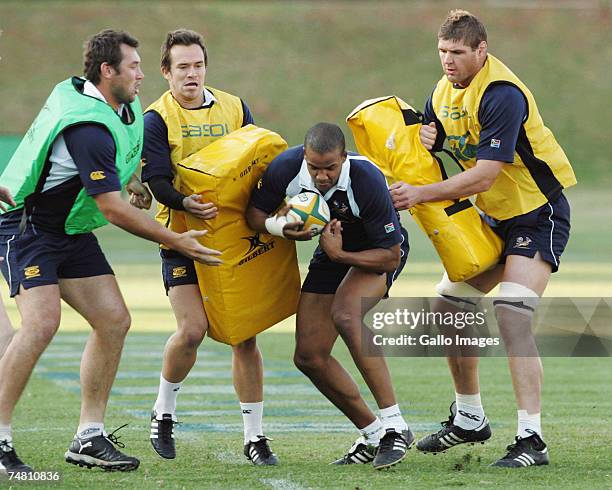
[442,435,457,446]
[523,453,535,464]
[515,455,529,466]
[447,433,463,443]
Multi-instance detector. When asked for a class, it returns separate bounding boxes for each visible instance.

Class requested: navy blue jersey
[424,83,527,163]
[141,98,254,182]
[0,124,121,234]
[250,145,403,254]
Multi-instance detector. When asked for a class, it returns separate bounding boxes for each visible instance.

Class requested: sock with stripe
[76,422,104,440]
[517,410,541,438]
[454,392,486,430]
[359,417,384,446]
[379,404,408,432]
[241,401,264,444]
[0,424,12,451]
[153,375,182,418]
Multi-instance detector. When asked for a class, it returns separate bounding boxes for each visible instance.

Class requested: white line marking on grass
[115,369,299,379]
[214,449,248,465]
[111,384,318,396]
[178,422,354,433]
[260,478,306,490]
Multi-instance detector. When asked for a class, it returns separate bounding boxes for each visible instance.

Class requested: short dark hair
[161,29,208,72]
[83,29,139,84]
[304,122,346,154]
[438,9,487,49]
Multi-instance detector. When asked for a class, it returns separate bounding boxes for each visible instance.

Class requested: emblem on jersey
[24,266,41,279]
[239,233,275,266]
[172,266,187,278]
[447,130,478,162]
[329,200,354,223]
[384,223,396,234]
[90,171,106,181]
[514,236,532,248]
[490,138,501,149]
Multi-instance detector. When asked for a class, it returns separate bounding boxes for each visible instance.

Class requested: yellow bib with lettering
[176,125,299,345]
[431,54,576,220]
[347,96,502,281]
[145,87,244,234]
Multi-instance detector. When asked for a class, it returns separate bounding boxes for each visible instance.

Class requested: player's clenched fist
[389,181,423,211]
[419,122,437,150]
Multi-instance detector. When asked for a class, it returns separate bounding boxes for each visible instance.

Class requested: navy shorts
[160,248,198,293]
[485,193,570,273]
[0,226,113,297]
[302,227,409,295]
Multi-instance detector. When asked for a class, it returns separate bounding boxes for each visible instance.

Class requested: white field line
[260,478,308,490]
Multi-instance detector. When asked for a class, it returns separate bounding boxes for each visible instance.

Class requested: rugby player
[142,29,277,465]
[247,123,414,470]
[390,10,576,467]
[0,29,220,475]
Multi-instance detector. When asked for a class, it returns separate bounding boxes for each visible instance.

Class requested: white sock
[359,417,385,446]
[517,410,541,438]
[241,401,264,443]
[0,424,12,451]
[454,393,486,430]
[76,422,104,440]
[379,404,408,432]
[153,375,182,418]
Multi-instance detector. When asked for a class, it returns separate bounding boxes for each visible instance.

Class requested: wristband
[265,215,288,237]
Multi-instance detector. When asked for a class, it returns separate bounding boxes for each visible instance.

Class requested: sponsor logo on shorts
[490,138,501,148]
[384,223,396,233]
[24,265,40,278]
[514,236,532,248]
[239,233,275,266]
[90,170,106,181]
[172,266,187,278]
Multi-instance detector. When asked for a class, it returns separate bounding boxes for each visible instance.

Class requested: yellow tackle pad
[347,96,502,282]
[176,125,300,345]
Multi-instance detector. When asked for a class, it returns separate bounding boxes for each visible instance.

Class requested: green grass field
[1,188,611,489]
[3,333,610,489]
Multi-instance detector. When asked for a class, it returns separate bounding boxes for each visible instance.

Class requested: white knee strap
[494,281,540,315]
[435,272,485,310]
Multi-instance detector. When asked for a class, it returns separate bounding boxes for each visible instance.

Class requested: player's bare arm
[319,219,400,273]
[94,191,222,265]
[389,159,504,210]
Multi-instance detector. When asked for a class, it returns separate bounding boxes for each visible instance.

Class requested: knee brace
[436,272,486,310]
[494,281,540,317]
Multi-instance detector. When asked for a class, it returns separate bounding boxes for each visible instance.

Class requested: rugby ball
[286,192,331,235]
